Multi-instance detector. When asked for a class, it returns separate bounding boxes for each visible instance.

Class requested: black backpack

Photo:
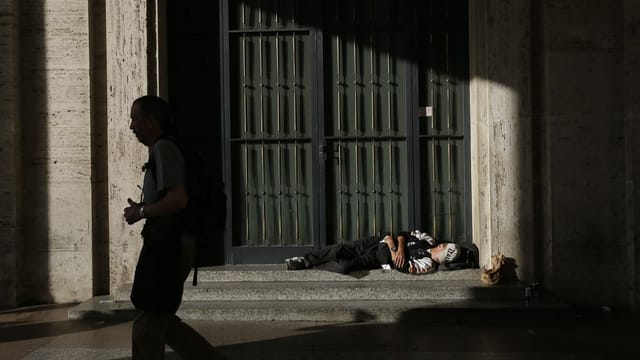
[147,137,227,285]
[438,243,480,271]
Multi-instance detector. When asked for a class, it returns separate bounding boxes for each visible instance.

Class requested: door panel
[323,28,411,243]
[322,0,412,245]
[230,142,313,247]
[226,0,317,262]
[416,0,470,244]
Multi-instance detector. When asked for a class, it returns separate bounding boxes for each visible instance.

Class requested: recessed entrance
[168,0,470,264]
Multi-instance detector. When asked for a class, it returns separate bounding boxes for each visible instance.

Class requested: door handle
[418,106,433,118]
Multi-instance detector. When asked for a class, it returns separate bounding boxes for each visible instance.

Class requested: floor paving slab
[3,304,638,360]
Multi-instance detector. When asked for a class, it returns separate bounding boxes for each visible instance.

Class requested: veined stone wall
[18,0,93,303]
[106,0,153,293]
[469,0,535,282]
[471,0,639,308]
[0,0,144,306]
[0,0,20,308]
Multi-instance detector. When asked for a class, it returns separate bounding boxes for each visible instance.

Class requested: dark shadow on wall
[0,0,20,309]
[167,0,225,266]
[500,256,520,283]
[18,0,51,305]
[530,0,547,295]
[531,1,629,307]
[89,0,110,297]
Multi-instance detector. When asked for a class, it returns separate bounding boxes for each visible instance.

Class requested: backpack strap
[438,243,480,271]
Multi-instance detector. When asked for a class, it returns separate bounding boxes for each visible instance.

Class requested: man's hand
[393,234,407,269]
[124,198,142,225]
[123,186,186,225]
[391,247,406,269]
[383,234,406,269]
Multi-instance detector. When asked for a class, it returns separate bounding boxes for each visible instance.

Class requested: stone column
[469,0,535,282]
[19,0,95,303]
[106,0,154,292]
[0,0,20,308]
[19,0,94,303]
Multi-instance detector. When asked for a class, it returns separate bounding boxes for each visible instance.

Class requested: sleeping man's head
[430,243,461,264]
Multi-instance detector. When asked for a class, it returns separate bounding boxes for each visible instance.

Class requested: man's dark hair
[133,95,174,134]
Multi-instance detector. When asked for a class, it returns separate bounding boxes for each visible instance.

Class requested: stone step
[114,279,524,302]
[186,266,481,282]
[70,295,566,323]
[73,266,542,322]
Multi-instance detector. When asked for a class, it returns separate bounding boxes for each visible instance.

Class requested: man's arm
[124,186,188,224]
[393,234,407,269]
[382,234,396,250]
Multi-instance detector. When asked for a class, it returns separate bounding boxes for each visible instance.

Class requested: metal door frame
[219,0,471,264]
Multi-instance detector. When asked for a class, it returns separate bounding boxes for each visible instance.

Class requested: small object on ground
[481,252,505,285]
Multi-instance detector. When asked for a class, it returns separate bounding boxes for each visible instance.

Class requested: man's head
[129,96,172,146]
[430,243,461,264]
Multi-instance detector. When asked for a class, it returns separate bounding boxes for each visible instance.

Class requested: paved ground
[0,303,637,360]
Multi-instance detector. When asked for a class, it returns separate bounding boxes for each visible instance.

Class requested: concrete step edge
[186,267,483,282]
[113,281,525,302]
[118,279,495,291]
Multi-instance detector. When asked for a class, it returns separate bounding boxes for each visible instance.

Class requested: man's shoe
[285,257,309,270]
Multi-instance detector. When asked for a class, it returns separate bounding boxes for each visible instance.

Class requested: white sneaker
[285,257,308,270]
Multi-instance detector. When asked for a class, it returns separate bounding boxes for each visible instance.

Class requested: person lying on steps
[284,230,462,275]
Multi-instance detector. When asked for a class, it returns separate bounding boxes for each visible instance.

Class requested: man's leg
[163,233,226,359]
[334,239,388,274]
[132,311,170,360]
[306,237,381,274]
[305,236,376,266]
[303,245,338,267]
[351,236,382,256]
[166,315,227,360]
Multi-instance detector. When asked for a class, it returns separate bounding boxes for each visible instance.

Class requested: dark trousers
[132,311,225,360]
[132,232,226,360]
[304,236,390,274]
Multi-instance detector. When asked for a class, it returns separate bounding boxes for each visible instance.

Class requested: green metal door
[415,0,470,245]
[322,1,411,244]
[221,0,469,263]
[222,0,318,263]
